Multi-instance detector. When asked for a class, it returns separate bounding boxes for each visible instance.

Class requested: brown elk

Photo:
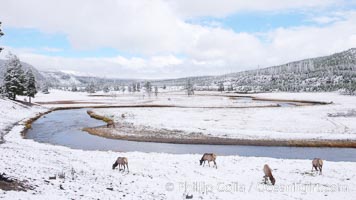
[263,164,276,185]
[199,153,217,168]
[107,120,115,128]
[312,158,323,175]
[112,157,129,172]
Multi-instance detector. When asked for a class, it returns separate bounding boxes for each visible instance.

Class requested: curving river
[25,108,356,162]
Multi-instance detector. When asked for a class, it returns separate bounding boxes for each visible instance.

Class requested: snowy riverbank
[90,92,356,141]
[1,93,356,199]
[2,124,356,199]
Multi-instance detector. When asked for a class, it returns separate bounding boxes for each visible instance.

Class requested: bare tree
[186,79,194,96]
[154,86,158,97]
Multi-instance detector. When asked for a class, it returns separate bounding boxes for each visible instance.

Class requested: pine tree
[4,54,26,100]
[25,69,37,103]
[186,79,194,96]
[144,82,152,97]
[137,82,141,92]
[227,84,234,91]
[218,82,224,92]
[103,85,110,93]
[71,84,78,92]
[86,81,96,93]
[42,84,49,94]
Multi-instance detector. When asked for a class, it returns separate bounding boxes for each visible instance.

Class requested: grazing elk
[199,153,217,169]
[312,158,323,175]
[112,157,129,172]
[263,164,276,185]
[107,120,115,128]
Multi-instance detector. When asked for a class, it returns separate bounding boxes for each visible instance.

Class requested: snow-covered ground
[32,89,276,108]
[1,91,356,199]
[0,98,46,141]
[1,120,356,199]
[91,92,356,141]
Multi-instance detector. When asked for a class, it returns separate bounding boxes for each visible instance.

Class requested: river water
[25,108,356,162]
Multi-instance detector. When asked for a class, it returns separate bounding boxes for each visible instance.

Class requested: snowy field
[1,91,356,199]
[32,90,277,108]
[1,120,356,199]
[90,91,356,141]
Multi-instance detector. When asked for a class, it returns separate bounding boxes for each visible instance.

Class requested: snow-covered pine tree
[4,54,26,100]
[227,84,234,91]
[137,82,141,92]
[144,82,152,97]
[218,82,224,92]
[86,81,96,93]
[71,84,78,92]
[186,79,194,96]
[42,84,49,94]
[103,85,110,93]
[25,69,37,103]
[132,83,136,92]
[121,85,126,93]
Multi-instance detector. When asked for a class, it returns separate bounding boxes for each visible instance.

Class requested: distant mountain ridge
[154,48,356,92]
[216,48,356,92]
[1,48,356,92]
[0,60,137,89]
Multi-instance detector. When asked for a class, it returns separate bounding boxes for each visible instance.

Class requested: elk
[112,157,129,172]
[199,153,217,169]
[263,164,276,185]
[312,158,323,175]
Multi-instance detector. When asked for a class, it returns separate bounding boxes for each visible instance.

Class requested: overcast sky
[1,0,356,79]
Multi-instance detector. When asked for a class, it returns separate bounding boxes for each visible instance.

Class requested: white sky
[1,0,356,79]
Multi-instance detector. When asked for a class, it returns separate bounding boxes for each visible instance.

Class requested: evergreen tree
[86,81,96,93]
[186,79,194,96]
[227,84,234,91]
[132,83,136,92]
[71,84,78,92]
[4,54,26,100]
[103,85,110,93]
[121,85,126,93]
[42,84,49,94]
[25,69,37,103]
[144,82,152,97]
[137,82,141,92]
[218,82,224,92]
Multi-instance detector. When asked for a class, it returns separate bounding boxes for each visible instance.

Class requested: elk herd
[112,154,324,186]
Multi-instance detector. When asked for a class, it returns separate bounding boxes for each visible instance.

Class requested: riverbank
[83,110,356,147]
[16,90,356,148]
[2,93,356,199]
[85,91,356,146]
[83,126,356,147]
[3,123,356,199]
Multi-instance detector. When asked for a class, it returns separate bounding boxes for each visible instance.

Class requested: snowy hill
[151,48,356,92]
[1,48,355,92]
[40,70,136,88]
[191,48,356,92]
